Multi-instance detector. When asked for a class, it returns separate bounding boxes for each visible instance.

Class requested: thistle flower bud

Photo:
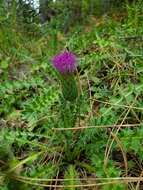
[52,51,78,101]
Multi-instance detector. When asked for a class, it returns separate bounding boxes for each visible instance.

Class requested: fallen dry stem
[52,123,142,131]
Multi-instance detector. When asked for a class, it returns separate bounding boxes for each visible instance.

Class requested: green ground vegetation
[0,0,143,189]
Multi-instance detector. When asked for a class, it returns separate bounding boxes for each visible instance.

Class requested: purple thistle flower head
[52,51,77,74]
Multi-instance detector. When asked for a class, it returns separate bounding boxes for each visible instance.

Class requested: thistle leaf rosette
[52,51,78,101]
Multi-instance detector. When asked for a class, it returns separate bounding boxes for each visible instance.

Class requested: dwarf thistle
[52,51,82,164]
